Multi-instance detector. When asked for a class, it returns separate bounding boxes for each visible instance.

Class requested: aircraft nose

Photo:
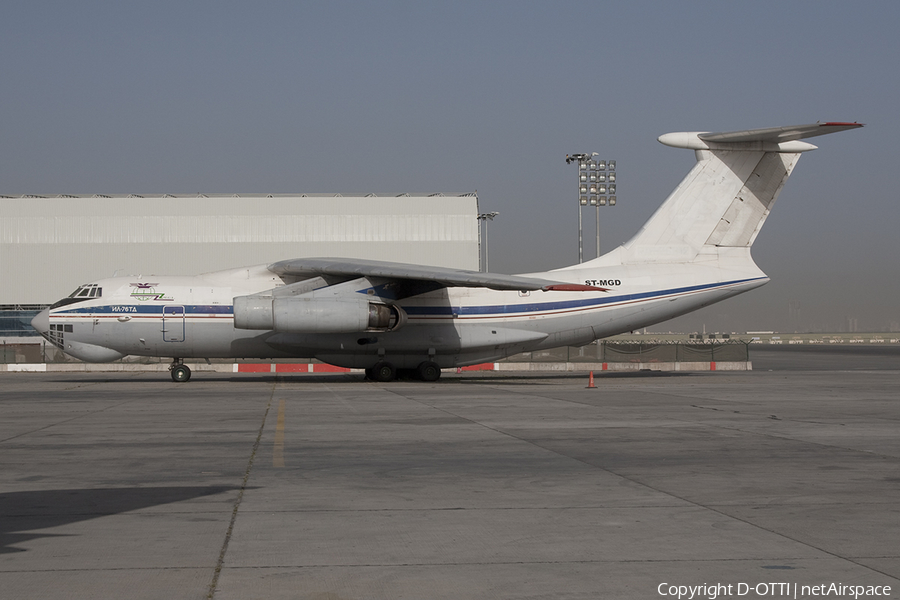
[31,308,50,335]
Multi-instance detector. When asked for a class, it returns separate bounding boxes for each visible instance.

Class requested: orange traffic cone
[586,371,596,388]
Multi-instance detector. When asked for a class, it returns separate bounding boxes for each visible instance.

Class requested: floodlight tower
[477,211,499,272]
[567,153,618,262]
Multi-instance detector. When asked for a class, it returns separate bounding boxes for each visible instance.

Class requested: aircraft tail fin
[619,122,862,264]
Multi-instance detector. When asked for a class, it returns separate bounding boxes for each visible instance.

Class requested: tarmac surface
[1,347,898,599]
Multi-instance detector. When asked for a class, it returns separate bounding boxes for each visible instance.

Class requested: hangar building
[0,193,480,338]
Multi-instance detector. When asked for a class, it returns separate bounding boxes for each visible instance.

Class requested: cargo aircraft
[32,122,862,382]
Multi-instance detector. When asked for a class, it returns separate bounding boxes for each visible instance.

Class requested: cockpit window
[68,284,102,299]
[51,284,102,309]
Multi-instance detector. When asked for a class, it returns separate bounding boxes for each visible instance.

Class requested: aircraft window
[52,284,100,309]
[64,324,73,332]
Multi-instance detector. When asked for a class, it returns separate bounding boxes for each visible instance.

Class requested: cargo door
[162,305,186,342]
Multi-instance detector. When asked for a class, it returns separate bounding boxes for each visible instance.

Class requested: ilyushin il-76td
[32,122,862,382]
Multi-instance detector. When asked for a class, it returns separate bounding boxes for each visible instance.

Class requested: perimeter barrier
[505,341,749,364]
[1,340,750,365]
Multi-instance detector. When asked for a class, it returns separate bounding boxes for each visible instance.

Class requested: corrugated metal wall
[1,194,479,304]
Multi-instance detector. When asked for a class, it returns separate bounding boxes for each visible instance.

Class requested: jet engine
[234,295,405,333]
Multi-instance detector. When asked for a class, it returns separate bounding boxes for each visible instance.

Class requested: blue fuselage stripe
[405,277,762,317]
[55,305,234,316]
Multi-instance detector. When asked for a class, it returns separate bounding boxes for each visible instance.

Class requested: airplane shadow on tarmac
[0,486,240,554]
[49,372,691,385]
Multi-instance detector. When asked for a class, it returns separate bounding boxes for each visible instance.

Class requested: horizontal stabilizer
[659,122,863,151]
[699,122,863,143]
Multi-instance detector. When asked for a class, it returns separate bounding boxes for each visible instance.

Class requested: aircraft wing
[268,257,604,292]
[698,122,863,144]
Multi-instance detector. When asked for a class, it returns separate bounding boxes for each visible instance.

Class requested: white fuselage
[35,248,767,369]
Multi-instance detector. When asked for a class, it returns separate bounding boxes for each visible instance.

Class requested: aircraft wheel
[416,361,441,382]
[364,368,374,380]
[370,362,396,382]
[171,364,191,383]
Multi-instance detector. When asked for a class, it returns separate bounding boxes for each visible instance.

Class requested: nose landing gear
[169,359,191,382]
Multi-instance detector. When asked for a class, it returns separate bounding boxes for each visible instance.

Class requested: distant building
[0,193,480,337]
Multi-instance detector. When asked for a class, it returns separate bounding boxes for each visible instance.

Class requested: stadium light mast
[477,211,499,272]
[566,153,618,262]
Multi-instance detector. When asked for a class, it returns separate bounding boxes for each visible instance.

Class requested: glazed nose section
[31,308,50,336]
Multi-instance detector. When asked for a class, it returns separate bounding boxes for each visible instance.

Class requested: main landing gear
[416,360,441,382]
[364,360,441,382]
[169,359,191,383]
[367,361,396,382]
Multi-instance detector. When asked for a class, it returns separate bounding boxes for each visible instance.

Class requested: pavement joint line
[0,397,138,444]
[527,436,900,583]
[206,382,275,600]
[224,499,899,514]
[669,408,900,461]
[175,557,854,569]
[317,380,365,413]
[233,505,691,512]
[388,387,900,584]
[484,383,899,461]
[273,398,285,468]
[438,380,708,408]
[0,567,216,574]
[6,555,899,575]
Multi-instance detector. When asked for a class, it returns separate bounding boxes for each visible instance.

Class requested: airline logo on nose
[130,283,173,302]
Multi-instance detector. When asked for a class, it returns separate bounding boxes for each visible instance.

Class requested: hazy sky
[2,1,897,333]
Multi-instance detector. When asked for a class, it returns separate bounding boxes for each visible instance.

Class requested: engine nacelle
[233,296,276,330]
[233,295,405,333]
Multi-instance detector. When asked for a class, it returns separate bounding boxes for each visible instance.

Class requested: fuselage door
[162,305,186,342]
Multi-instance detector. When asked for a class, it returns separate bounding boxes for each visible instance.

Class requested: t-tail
[596,122,863,267]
